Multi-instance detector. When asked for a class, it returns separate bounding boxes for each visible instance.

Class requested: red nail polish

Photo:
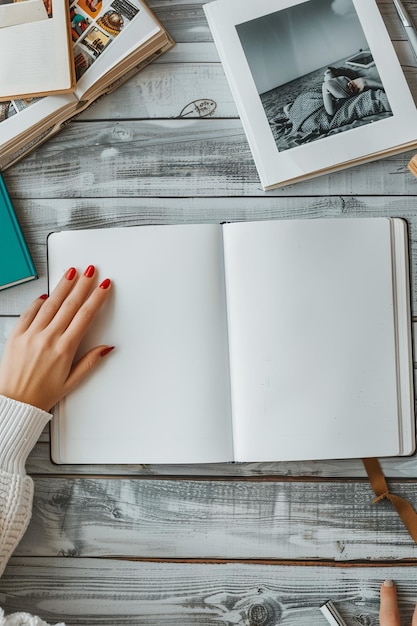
[100,346,115,358]
[66,267,77,280]
[39,294,48,300]
[99,278,111,289]
[84,265,95,278]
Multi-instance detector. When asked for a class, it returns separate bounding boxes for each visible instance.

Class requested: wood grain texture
[3,121,417,201]
[79,61,238,120]
[1,559,417,625]
[14,478,417,561]
[1,3,417,624]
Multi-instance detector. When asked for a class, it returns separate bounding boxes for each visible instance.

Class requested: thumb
[412,602,417,626]
[379,580,400,626]
[63,345,115,396]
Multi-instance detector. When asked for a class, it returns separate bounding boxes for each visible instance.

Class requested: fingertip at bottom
[100,346,115,358]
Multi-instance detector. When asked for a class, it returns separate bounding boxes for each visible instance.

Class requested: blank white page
[49,224,233,464]
[0,0,72,99]
[223,218,401,462]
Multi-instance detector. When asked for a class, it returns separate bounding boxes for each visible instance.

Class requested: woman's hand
[348,77,384,95]
[380,580,417,625]
[0,266,113,412]
[347,78,366,94]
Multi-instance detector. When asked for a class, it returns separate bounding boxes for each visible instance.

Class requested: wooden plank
[148,0,212,43]
[4,119,260,198]
[1,558,416,625]
[16,478,417,560]
[379,0,417,40]
[3,121,417,200]
[79,63,238,121]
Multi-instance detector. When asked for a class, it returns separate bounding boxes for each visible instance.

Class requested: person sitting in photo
[282,66,391,140]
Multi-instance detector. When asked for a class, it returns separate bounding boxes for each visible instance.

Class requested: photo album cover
[204,0,417,189]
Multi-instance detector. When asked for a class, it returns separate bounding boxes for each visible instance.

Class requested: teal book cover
[0,174,37,290]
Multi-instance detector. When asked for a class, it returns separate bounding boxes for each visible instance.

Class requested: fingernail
[383,579,394,588]
[84,265,95,278]
[66,267,77,280]
[99,278,111,289]
[100,346,115,358]
[39,294,48,300]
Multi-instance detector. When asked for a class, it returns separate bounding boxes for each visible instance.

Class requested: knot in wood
[111,125,131,141]
[247,602,268,625]
[235,589,281,625]
[245,595,281,625]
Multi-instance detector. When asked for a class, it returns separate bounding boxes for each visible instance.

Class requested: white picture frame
[204,0,417,189]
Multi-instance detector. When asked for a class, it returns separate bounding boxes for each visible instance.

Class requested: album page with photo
[0,0,174,170]
[204,0,417,189]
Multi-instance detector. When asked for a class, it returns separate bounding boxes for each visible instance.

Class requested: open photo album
[48,218,414,465]
[203,0,417,189]
[0,0,174,170]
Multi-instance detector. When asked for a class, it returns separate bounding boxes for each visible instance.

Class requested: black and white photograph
[236,0,392,152]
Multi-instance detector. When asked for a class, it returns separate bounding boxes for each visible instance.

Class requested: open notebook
[48,218,415,464]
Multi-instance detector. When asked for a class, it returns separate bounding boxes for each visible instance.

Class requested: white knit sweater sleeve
[0,395,65,626]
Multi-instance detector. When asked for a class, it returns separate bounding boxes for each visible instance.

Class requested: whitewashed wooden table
[1,1,417,624]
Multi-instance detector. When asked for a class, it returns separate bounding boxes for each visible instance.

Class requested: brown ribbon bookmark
[363,457,417,544]
[408,154,417,178]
